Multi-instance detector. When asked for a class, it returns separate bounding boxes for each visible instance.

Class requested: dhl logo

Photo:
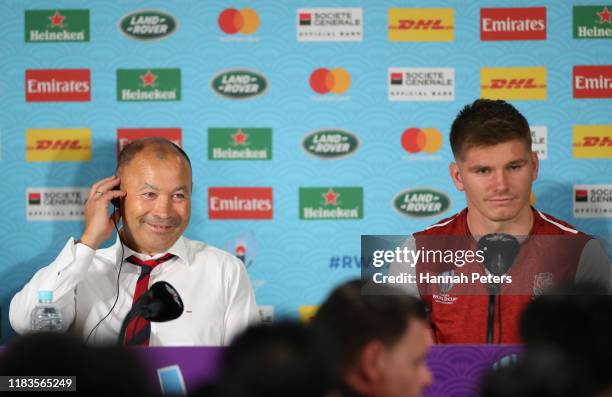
[480,67,547,100]
[578,136,612,147]
[32,140,85,150]
[388,8,454,41]
[26,128,91,162]
[488,78,544,89]
[573,126,612,158]
[396,19,450,30]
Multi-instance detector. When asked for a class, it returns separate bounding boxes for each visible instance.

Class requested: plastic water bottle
[31,291,63,332]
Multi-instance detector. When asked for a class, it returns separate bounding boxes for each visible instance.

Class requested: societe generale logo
[218,8,260,35]
[480,7,546,41]
[309,68,351,94]
[208,187,273,219]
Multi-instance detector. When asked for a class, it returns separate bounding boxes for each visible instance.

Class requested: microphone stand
[486,283,500,344]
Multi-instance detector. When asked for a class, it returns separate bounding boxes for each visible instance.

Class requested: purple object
[425,345,522,397]
[0,345,522,396]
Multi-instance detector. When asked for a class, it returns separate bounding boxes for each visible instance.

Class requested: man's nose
[493,170,510,191]
[152,195,172,217]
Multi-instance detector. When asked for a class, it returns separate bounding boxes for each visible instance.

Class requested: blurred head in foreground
[312,280,433,397]
[482,283,612,397]
[520,283,612,396]
[204,321,337,397]
[0,332,152,396]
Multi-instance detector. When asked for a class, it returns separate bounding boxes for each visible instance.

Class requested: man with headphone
[10,137,258,346]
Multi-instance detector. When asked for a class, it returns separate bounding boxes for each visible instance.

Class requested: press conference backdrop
[1,0,611,343]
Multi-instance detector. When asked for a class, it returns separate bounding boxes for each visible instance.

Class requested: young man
[10,138,258,346]
[312,280,433,397]
[392,99,610,344]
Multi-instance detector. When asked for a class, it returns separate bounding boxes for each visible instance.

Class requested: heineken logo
[25,9,90,42]
[574,6,612,39]
[393,189,450,217]
[299,187,363,220]
[209,128,272,160]
[302,129,359,159]
[117,68,181,101]
[120,10,177,40]
[211,70,267,99]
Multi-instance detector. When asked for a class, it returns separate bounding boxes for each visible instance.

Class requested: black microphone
[118,281,184,344]
[477,233,519,344]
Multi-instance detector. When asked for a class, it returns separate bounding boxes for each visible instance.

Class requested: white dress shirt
[9,235,258,346]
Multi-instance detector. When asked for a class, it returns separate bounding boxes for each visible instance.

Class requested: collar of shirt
[98,235,192,271]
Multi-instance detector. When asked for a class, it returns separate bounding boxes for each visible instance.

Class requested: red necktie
[123,253,176,346]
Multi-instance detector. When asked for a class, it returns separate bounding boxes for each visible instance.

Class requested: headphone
[85,182,126,344]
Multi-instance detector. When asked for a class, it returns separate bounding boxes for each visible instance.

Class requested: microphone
[118,281,184,344]
[477,233,520,293]
[477,233,519,344]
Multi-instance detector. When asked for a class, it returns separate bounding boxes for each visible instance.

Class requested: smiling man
[390,99,610,344]
[10,138,258,346]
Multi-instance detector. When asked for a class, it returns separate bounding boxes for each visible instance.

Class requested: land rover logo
[302,129,359,159]
[393,188,450,217]
[211,70,268,99]
[120,10,177,40]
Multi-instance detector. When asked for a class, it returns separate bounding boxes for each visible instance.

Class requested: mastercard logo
[218,8,260,35]
[401,128,443,154]
[309,68,351,95]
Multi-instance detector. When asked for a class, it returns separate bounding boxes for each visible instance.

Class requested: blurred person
[312,280,433,397]
[194,321,338,397]
[10,138,257,346]
[0,332,154,396]
[480,345,589,397]
[390,99,610,343]
[520,283,612,397]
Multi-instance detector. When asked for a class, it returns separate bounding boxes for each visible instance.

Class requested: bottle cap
[38,291,53,301]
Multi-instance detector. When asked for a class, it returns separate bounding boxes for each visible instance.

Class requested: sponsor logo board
[480,67,547,100]
[393,188,450,217]
[208,128,272,160]
[208,187,273,219]
[25,9,89,42]
[117,128,182,157]
[573,65,612,98]
[573,125,612,158]
[480,7,546,41]
[299,187,363,220]
[573,6,612,39]
[27,187,89,221]
[117,68,181,102]
[26,69,90,102]
[26,128,91,162]
[302,129,359,159]
[388,8,454,41]
[297,8,362,42]
[119,10,177,40]
[574,185,612,218]
[388,67,455,101]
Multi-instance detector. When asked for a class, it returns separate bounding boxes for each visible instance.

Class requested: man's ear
[449,162,465,192]
[530,151,539,182]
[357,340,386,383]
